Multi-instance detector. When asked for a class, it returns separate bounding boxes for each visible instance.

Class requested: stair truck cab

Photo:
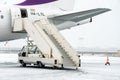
[18,42,59,68]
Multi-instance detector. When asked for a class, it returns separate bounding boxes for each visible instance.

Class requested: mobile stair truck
[14,17,81,69]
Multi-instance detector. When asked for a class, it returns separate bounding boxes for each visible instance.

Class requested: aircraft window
[20,9,28,18]
[1,15,4,19]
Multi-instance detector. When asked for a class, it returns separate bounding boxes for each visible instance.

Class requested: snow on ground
[0,53,18,63]
[0,53,120,80]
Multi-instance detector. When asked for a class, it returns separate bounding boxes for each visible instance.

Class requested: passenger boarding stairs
[13,18,80,68]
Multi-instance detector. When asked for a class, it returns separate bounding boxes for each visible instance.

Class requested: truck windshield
[29,46,39,54]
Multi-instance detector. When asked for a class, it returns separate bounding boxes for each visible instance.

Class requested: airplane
[0,0,111,42]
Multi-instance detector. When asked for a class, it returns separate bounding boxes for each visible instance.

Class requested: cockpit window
[1,15,4,19]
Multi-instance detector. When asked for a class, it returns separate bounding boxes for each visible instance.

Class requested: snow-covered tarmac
[0,54,120,80]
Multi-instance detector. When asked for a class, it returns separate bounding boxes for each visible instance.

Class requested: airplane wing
[49,8,111,30]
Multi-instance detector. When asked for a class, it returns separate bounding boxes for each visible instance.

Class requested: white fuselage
[0,5,63,41]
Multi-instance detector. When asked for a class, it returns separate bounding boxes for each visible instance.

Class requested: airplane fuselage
[0,5,62,41]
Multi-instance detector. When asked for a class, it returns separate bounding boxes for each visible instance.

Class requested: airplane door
[10,7,21,27]
[20,9,28,18]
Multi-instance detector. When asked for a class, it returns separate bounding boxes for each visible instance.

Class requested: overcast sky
[61,0,120,49]
[0,0,120,50]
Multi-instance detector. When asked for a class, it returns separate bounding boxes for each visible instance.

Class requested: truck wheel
[61,64,64,69]
[21,61,26,67]
[37,61,44,68]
